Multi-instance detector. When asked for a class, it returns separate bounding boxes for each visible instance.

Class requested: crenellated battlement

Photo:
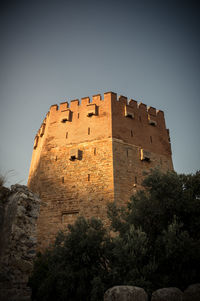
[45,92,165,128]
[47,92,163,116]
[33,91,169,153]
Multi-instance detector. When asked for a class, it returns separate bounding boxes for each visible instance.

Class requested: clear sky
[0,0,200,186]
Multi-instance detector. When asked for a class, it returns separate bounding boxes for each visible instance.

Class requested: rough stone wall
[113,139,173,203]
[28,91,173,250]
[0,185,40,301]
[29,139,114,250]
[111,93,173,203]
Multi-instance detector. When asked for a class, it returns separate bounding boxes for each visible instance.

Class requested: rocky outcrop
[0,185,40,301]
[183,283,200,301]
[151,287,183,301]
[104,285,148,301]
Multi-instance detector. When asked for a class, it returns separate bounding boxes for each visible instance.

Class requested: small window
[62,177,64,183]
[66,132,68,139]
[131,130,133,137]
[88,174,90,181]
[94,148,96,155]
[40,123,46,136]
[148,115,157,126]
[125,105,134,118]
[60,109,72,122]
[141,149,151,161]
[55,156,57,161]
[78,113,79,119]
[149,119,157,126]
[69,149,81,161]
[87,104,97,117]
[88,127,90,135]
[61,118,68,123]
[62,211,79,224]
[34,136,39,149]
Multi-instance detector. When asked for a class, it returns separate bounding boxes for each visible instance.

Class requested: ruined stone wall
[0,185,40,301]
[28,91,173,250]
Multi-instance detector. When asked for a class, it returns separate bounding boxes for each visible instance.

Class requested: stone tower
[28,92,173,250]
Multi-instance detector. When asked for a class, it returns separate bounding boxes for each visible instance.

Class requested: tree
[108,169,200,291]
[29,217,111,301]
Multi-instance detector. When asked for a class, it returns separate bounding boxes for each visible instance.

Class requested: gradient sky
[0,0,200,186]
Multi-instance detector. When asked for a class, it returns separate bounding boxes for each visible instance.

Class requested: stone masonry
[28,91,173,250]
[0,184,40,301]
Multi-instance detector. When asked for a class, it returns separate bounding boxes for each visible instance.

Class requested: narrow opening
[139,116,142,122]
[61,119,68,123]
[131,130,133,137]
[77,113,79,119]
[150,136,152,143]
[66,132,68,139]
[34,136,39,149]
[70,155,76,161]
[62,177,64,183]
[55,156,57,161]
[149,120,156,126]
[126,114,133,119]
[88,127,90,135]
[88,174,90,181]
[135,176,137,184]
[94,148,96,155]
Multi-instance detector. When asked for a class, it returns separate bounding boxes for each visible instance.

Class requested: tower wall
[110,93,173,203]
[28,92,173,250]
[28,93,115,250]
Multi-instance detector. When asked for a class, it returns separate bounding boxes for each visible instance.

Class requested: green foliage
[108,169,200,291]
[29,170,200,300]
[29,217,111,301]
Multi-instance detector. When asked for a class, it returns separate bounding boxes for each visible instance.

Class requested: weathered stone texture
[0,185,40,301]
[28,91,173,250]
[104,285,148,301]
[183,283,200,301]
[151,287,183,301]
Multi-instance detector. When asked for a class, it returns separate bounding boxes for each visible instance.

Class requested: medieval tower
[28,92,173,250]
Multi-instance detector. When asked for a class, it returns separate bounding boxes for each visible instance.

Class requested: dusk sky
[1,0,200,186]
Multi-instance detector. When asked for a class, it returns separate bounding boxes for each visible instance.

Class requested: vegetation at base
[29,170,200,300]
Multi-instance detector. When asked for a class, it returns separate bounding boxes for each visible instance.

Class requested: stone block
[104,285,148,301]
[151,287,183,301]
[183,283,200,301]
